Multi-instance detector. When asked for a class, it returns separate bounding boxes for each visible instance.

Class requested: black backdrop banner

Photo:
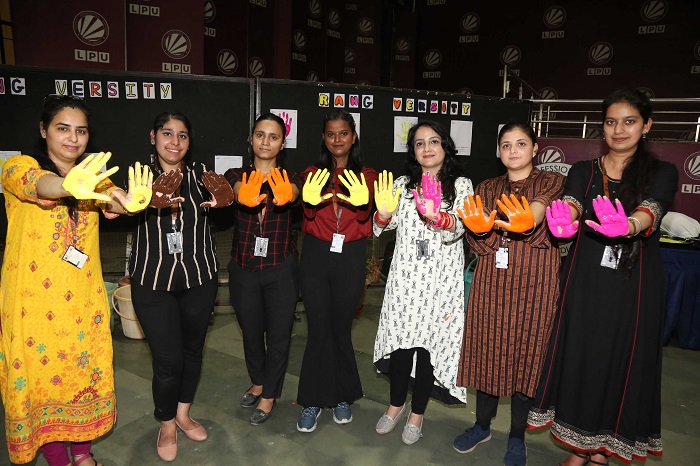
[1,66,530,235]
[0,65,253,232]
[256,78,530,184]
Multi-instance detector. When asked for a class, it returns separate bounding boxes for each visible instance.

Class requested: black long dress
[528,157,678,463]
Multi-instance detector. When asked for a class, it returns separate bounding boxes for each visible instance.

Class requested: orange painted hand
[237,169,267,207]
[494,194,535,233]
[267,168,294,206]
[457,194,496,234]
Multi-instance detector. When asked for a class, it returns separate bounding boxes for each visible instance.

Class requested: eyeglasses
[43,94,86,107]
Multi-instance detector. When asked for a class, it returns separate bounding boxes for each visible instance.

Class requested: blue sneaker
[332,402,353,424]
[297,407,321,432]
[504,437,527,466]
[453,424,492,453]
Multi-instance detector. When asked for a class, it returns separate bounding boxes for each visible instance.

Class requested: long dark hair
[35,95,92,213]
[248,112,287,169]
[151,111,193,172]
[316,110,363,173]
[404,120,463,210]
[602,89,659,271]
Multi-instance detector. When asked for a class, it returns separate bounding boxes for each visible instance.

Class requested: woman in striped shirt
[453,122,564,466]
[128,111,234,462]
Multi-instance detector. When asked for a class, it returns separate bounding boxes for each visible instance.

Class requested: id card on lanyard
[254,206,269,257]
[62,209,88,269]
[167,201,183,254]
[330,198,345,253]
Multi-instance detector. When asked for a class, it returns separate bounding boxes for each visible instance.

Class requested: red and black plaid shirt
[224,167,301,271]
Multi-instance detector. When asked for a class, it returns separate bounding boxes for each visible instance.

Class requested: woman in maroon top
[295,110,378,432]
[224,113,301,426]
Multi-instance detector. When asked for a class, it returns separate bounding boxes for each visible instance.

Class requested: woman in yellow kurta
[0,95,152,466]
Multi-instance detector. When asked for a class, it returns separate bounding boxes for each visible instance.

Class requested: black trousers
[228,253,298,399]
[131,275,218,421]
[476,390,533,440]
[296,235,366,407]
[389,347,435,415]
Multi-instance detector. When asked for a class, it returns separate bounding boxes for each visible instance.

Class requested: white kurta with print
[373,176,473,402]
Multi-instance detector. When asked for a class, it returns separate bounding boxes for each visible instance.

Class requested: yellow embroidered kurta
[0,156,117,464]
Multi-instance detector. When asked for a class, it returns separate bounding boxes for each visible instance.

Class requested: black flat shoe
[240,391,262,408]
[249,402,275,425]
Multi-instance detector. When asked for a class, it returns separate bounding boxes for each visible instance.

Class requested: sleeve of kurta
[435,176,472,244]
[635,161,679,236]
[2,155,58,207]
[523,171,566,248]
[562,160,595,219]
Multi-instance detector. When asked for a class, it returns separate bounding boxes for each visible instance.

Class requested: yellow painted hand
[267,168,294,206]
[494,194,535,233]
[337,169,369,206]
[302,168,333,205]
[373,170,401,218]
[395,121,412,142]
[123,162,153,213]
[238,169,267,207]
[62,152,119,202]
[457,195,496,234]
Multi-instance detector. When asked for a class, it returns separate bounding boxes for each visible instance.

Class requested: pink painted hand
[412,172,441,220]
[585,196,629,237]
[546,199,579,238]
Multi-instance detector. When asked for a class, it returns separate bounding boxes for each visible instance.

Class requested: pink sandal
[73,453,103,466]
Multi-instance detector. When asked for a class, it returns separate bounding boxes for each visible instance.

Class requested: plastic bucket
[104,282,119,333]
[111,285,146,339]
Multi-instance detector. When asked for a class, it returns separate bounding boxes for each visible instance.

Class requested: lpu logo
[161,30,191,74]
[681,152,700,194]
[499,45,521,76]
[458,13,479,43]
[292,31,308,63]
[357,18,375,44]
[307,0,321,29]
[344,48,356,75]
[204,0,216,37]
[73,11,110,63]
[536,146,570,176]
[395,38,410,62]
[587,41,612,76]
[217,49,237,75]
[542,6,566,39]
[327,8,341,38]
[423,49,442,79]
[639,0,667,35]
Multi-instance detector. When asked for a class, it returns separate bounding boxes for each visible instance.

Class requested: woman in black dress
[527,89,678,465]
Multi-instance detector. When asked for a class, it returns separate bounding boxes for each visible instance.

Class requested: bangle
[523,221,537,236]
[625,216,642,238]
[628,216,642,236]
[427,212,453,230]
[374,211,390,225]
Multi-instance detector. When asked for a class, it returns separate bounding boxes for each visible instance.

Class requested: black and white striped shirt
[128,161,218,290]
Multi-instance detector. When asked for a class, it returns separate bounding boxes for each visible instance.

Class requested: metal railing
[501,66,700,142]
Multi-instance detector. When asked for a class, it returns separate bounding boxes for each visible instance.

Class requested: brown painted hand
[150,170,184,208]
[200,171,235,208]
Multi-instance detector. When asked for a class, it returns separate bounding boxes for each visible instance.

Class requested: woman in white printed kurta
[372,120,473,444]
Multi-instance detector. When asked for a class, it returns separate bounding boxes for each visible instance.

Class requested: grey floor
[1,232,699,465]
